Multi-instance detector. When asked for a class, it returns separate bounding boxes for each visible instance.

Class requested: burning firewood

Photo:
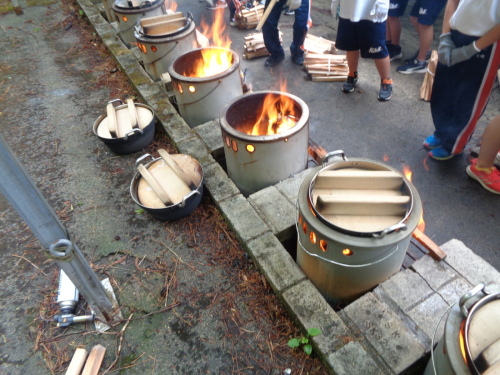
[235,3,265,29]
[242,31,282,60]
[419,50,438,101]
[304,52,348,82]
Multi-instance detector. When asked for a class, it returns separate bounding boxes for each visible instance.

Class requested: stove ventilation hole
[246,144,255,153]
[188,85,196,93]
[284,138,288,142]
[138,44,147,54]
[302,222,307,234]
[151,46,157,52]
[225,136,230,148]
[176,82,183,94]
[309,231,317,244]
[342,249,353,256]
[231,140,238,152]
[319,240,327,252]
[122,15,128,22]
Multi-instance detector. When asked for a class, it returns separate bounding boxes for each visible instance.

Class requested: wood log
[81,345,106,375]
[140,12,183,27]
[65,348,88,375]
[157,149,197,189]
[310,76,347,82]
[143,18,187,36]
[412,228,447,260]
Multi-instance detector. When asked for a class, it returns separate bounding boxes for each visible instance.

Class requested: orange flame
[383,154,389,162]
[248,93,298,135]
[189,7,232,77]
[164,0,178,11]
[403,164,426,232]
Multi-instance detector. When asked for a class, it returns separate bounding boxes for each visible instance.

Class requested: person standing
[423,0,500,160]
[262,0,311,67]
[331,0,393,101]
[386,0,408,61]
[396,0,447,74]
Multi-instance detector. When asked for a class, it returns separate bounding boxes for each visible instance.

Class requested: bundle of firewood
[242,31,282,60]
[420,50,438,101]
[303,34,337,55]
[304,53,348,82]
[235,4,264,29]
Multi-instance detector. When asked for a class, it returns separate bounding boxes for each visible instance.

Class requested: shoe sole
[378,94,391,101]
[390,53,402,62]
[423,141,440,150]
[342,80,359,93]
[466,167,500,195]
[428,150,459,161]
[397,68,426,75]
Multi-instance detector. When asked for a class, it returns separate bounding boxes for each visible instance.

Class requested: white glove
[370,0,388,22]
[287,0,301,11]
[331,0,339,18]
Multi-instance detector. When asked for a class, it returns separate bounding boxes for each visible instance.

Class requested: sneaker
[342,75,359,93]
[378,79,393,101]
[404,50,431,64]
[423,134,441,149]
[229,18,238,26]
[283,9,294,15]
[397,59,427,74]
[264,55,284,67]
[291,54,304,66]
[389,45,402,61]
[428,146,458,161]
[466,158,500,194]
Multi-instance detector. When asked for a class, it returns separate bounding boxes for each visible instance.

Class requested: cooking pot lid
[96,103,153,139]
[308,158,413,237]
[137,12,193,38]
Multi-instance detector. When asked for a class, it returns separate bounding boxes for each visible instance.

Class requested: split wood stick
[106,103,118,138]
[143,18,186,36]
[196,29,209,48]
[138,164,173,205]
[412,228,447,260]
[157,149,196,189]
[140,12,183,27]
[126,99,138,129]
[81,345,106,375]
[255,0,277,31]
[65,348,88,375]
[311,76,347,82]
[307,71,347,76]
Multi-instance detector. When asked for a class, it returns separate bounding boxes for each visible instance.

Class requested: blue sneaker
[423,134,441,149]
[428,147,457,161]
[397,59,427,74]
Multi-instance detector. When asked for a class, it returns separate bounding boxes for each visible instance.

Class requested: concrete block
[437,277,473,305]
[202,162,240,203]
[248,186,296,241]
[194,119,224,158]
[281,280,351,355]
[218,195,269,243]
[406,292,449,344]
[411,255,457,291]
[176,135,211,161]
[377,269,434,311]
[343,292,426,374]
[275,167,318,204]
[441,239,500,286]
[327,341,389,375]
[245,232,305,293]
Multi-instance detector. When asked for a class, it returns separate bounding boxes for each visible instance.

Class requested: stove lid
[137,12,193,38]
[114,0,159,9]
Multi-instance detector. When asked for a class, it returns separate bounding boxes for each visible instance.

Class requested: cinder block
[437,277,473,305]
[248,186,296,241]
[218,195,269,243]
[406,292,449,344]
[441,239,500,286]
[343,292,426,374]
[194,120,224,158]
[245,232,305,293]
[327,341,389,375]
[202,162,240,203]
[275,167,318,204]
[411,255,457,291]
[281,280,351,355]
[377,269,433,311]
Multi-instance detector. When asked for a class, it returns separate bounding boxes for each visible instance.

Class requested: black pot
[93,100,155,155]
[130,153,204,221]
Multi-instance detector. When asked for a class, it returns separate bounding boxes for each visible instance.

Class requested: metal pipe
[0,133,117,323]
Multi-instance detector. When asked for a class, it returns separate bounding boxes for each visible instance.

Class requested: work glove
[331,0,339,19]
[437,33,455,67]
[370,0,388,22]
[286,0,301,11]
[450,41,481,66]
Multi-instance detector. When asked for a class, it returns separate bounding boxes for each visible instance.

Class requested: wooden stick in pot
[106,103,118,138]
[157,149,197,190]
[137,164,173,205]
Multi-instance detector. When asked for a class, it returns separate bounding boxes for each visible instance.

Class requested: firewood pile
[304,53,348,82]
[303,33,337,55]
[420,50,438,101]
[242,31,282,60]
[235,4,265,29]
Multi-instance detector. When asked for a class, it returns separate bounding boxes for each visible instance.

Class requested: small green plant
[287,328,322,355]
[134,208,145,214]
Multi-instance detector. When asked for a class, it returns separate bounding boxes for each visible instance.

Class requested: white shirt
[338,0,389,22]
[449,0,500,37]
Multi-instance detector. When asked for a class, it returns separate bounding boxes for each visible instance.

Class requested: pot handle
[371,222,407,239]
[135,153,155,167]
[122,128,144,141]
[321,150,347,166]
[178,189,200,208]
[459,282,486,317]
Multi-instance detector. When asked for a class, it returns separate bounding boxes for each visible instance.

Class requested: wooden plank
[158,149,196,189]
[315,170,404,190]
[307,138,327,164]
[322,214,403,233]
[106,103,118,138]
[81,345,106,375]
[140,12,184,27]
[412,228,447,260]
[316,194,410,216]
[143,18,187,36]
[65,348,88,375]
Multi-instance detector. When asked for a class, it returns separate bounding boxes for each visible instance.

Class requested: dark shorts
[410,0,447,25]
[335,17,389,59]
[388,0,409,17]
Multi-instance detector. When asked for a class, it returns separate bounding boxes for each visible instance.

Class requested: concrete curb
[76,1,500,373]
